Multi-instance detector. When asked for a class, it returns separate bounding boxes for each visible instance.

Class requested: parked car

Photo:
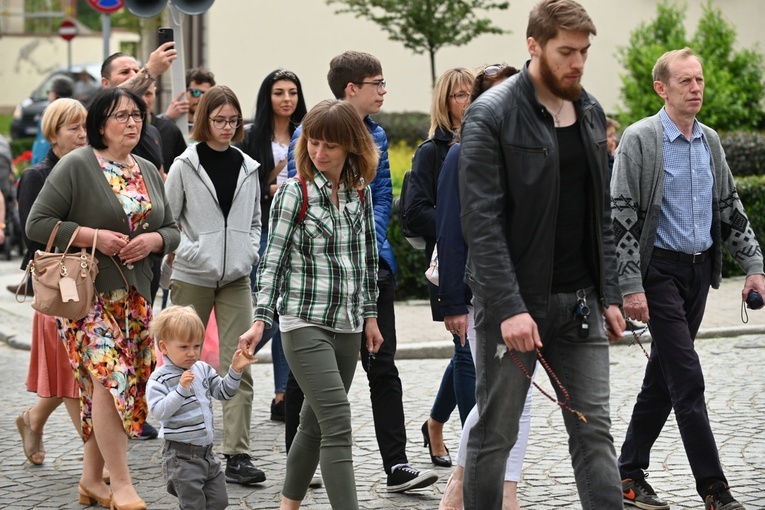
[10,63,101,140]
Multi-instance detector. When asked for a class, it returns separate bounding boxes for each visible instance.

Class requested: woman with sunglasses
[437,64,532,510]
[236,69,307,421]
[165,85,266,484]
[408,67,476,469]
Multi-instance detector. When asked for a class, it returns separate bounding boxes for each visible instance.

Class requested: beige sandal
[16,409,45,465]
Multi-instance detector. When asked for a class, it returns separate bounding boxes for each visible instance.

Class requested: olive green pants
[281,326,360,509]
[170,276,253,455]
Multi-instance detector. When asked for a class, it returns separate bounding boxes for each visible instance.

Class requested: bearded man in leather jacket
[458,1,625,508]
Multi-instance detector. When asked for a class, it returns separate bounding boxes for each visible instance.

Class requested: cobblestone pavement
[0,333,763,509]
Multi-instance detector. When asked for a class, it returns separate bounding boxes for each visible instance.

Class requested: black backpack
[396,168,426,251]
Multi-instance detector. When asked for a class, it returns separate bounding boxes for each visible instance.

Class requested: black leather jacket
[458,64,622,321]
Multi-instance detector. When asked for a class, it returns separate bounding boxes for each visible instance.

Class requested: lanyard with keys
[574,289,589,338]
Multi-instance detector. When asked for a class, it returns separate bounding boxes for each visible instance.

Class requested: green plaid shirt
[254,171,378,330]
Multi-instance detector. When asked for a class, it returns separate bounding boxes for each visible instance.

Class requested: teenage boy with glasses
[285,50,439,494]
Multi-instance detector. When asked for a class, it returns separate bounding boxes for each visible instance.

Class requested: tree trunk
[429,48,436,89]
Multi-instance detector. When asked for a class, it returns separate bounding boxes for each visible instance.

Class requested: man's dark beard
[539,51,582,102]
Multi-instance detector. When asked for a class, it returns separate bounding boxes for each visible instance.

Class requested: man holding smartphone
[161,67,216,134]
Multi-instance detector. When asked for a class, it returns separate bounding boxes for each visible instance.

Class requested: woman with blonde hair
[240,99,383,510]
[406,67,476,467]
[16,98,87,466]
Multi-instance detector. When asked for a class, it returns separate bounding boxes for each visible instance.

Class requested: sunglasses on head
[187,88,205,98]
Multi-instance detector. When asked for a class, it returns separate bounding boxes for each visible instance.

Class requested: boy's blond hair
[150,306,206,345]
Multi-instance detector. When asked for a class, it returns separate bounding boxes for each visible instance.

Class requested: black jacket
[407,126,453,321]
[458,64,622,322]
[17,151,58,270]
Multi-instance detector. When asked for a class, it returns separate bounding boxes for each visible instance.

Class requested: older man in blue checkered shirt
[610,47,765,510]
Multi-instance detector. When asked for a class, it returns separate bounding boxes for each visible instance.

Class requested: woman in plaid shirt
[239,99,384,510]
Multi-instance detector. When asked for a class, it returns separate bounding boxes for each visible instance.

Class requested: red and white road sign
[58,19,78,42]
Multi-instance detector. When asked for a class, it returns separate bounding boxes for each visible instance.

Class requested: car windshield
[30,65,100,102]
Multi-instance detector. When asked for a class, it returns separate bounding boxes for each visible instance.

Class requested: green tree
[326,0,510,87]
[618,1,764,130]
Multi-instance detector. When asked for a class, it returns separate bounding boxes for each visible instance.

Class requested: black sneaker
[623,477,670,509]
[133,421,158,440]
[704,481,745,510]
[386,464,438,493]
[225,453,266,484]
[270,398,285,422]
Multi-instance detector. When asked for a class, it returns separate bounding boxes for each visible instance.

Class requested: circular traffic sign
[58,19,78,41]
[87,0,124,14]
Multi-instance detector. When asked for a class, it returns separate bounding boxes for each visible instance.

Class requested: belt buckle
[692,252,703,263]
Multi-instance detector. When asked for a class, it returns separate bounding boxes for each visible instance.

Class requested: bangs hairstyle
[295,100,379,189]
[429,67,476,138]
[470,64,520,103]
[190,85,245,143]
[149,305,206,345]
[41,98,87,142]
[327,51,383,100]
[527,0,596,47]
[86,87,147,151]
[653,47,701,83]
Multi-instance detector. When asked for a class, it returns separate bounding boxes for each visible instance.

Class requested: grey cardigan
[610,112,763,295]
[26,145,180,301]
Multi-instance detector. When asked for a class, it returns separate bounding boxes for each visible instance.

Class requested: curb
[3,323,765,360]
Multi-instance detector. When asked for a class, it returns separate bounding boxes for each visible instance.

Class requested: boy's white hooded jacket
[166,143,261,287]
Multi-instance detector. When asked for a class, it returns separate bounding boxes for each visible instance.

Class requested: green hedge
[375,112,430,147]
[390,175,765,300]
[389,203,430,300]
[10,138,34,158]
[720,131,765,177]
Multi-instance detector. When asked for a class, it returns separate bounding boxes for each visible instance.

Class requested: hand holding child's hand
[180,370,194,389]
[231,349,258,373]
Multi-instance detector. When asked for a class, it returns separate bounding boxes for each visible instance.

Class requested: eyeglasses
[209,117,242,129]
[484,64,509,76]
[109,111,144,123]
[449,92,470,104]
[187,88,206,98]
[355,80,386,93]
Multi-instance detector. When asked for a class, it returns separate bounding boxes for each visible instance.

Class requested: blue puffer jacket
[288,116,397,275]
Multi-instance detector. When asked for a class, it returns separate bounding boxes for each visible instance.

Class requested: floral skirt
[58,288,155,442]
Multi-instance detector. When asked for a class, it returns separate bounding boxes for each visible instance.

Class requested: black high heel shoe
[421,420,452,467]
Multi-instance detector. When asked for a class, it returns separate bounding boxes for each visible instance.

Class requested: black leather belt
[653,247,710,264]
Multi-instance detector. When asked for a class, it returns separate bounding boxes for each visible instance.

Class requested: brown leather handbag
[17,221,99,320]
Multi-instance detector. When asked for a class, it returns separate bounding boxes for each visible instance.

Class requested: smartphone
[158,27,174,50]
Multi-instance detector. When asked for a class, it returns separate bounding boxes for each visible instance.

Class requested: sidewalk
[2,255,765,355]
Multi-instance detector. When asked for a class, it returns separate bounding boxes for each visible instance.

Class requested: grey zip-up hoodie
[166,143,261,287]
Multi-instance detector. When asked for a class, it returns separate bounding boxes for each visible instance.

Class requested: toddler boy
[147,305,257,510]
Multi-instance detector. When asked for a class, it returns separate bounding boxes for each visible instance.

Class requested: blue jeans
[430,335,476,425]
[463,289,622,510]
[250,228,289,394]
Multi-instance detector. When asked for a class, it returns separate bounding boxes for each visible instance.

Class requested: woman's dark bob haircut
[86,87,147,151]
